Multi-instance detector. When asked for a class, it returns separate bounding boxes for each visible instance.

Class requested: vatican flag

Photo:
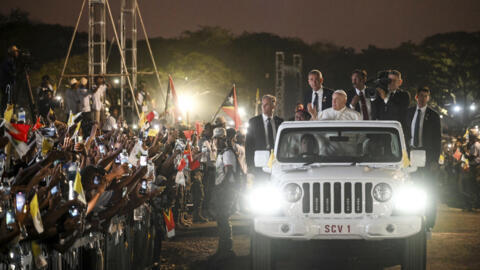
[74,170,87,205]
[267,150,275,168]
[30,193,44,233]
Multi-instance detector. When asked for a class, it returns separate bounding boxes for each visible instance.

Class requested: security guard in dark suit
[406,87,442,230]
[246,94,283,180]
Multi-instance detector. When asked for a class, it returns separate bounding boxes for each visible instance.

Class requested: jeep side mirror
[410,149,426,168]
[254,150,270,168]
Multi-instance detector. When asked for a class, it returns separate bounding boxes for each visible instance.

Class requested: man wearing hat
[209,127,238,263]
[315,90,361,120]
[0,45,20,115]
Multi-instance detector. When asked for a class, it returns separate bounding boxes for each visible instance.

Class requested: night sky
[2,0,480,50]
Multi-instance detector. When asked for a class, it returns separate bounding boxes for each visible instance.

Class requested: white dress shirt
[262,114,277,148]
[410,105,427,147]
[318,106,361,120]
[311,87,324,112]
[354,87,372,119]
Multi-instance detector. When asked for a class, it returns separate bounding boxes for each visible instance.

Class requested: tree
[417,32,480,121]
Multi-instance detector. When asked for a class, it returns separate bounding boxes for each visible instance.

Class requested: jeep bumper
[254,216,422,240]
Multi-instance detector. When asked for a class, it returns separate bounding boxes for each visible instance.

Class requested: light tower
[275,52,303,119]
[120,0,138,118]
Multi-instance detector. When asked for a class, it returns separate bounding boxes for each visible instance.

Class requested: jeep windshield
[277,127,402,163]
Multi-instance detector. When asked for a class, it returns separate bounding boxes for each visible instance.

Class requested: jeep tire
[402,222,426,270]
[251,232,274,270]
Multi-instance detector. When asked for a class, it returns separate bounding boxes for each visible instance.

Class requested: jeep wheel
[402,222,426,270]
[251,232,274,270]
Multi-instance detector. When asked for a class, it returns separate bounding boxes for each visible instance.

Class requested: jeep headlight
[394,185,427,213]
[246,184,283,215]
[373,183,392,202]
[283,183,302,202]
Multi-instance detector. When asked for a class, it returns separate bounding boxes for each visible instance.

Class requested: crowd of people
[2,43,478,269]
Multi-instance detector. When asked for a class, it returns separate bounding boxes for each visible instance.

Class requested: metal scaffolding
[274,52,303,119]
[120,0,137,118]
[88,0,107,81]
[57,0,166,119]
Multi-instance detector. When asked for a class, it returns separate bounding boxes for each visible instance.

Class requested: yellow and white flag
[4,104,14,123]
[402,150,410,168]
[72,120,82,139]
[147,128,159,137]
[74,170,87,205]
[30,193,44,234]
[41,138,53,156]
[138,111,146,129]
[67,111,74,127]
[267,150,275,168]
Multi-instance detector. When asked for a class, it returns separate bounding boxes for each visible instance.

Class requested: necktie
[313,92,319,111]
[413,109,421,147]
[359,92,369,120]
[267,118,274,149]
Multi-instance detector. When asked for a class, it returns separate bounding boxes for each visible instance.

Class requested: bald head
[332,90,347,111]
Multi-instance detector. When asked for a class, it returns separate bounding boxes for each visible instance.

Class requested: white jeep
[248,121,428,270]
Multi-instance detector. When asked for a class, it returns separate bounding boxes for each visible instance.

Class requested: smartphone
[93,176,100,185]
[139,180,147,195]
[51,186,58,195]
[115,154,121,164]
[99,144,106,155]
[122,186,128,198]
[140,155,147,167]
[76,135,83,144]
[121,153,128,164]
[6,210,15,229]
[69,207,79,217]
[15,192,25,213]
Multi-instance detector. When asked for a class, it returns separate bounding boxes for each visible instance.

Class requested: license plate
[321,224,352,234]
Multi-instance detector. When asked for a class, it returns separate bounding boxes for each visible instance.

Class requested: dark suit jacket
[406,106,442,165]
[303,87,333,112]
[245,114,284,171]
[346,87,377,118]
[372,89,410,133]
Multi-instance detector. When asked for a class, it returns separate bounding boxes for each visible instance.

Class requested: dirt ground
[159,205,480,270]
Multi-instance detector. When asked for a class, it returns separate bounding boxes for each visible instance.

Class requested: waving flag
[165,75,181,119]
[8,123,31,143]
[74,170,87,205]
[221,84,241,130]
[32,117,44,131]
[30,193,44,233]
[163,208,175,238]
[4,104,14,123]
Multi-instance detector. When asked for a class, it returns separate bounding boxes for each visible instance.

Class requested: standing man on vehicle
[304,70,333,119]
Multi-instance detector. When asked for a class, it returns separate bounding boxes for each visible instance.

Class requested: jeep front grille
[301,182,373,215]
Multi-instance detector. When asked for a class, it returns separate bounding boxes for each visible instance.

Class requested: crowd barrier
[1,207,158,270]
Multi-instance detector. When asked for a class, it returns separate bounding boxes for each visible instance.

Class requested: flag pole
[164,75,170,114]
[210,85,233,123]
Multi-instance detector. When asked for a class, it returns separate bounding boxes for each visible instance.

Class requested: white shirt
[77,87,92,112]
[311,87,324,112]
[354,87,372,119]
[102,115,118,131]
[318,106,361,120]
[215,149,237,185]
[92,84,107,111]
[262,114,277,149]
[410,105,427,147]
